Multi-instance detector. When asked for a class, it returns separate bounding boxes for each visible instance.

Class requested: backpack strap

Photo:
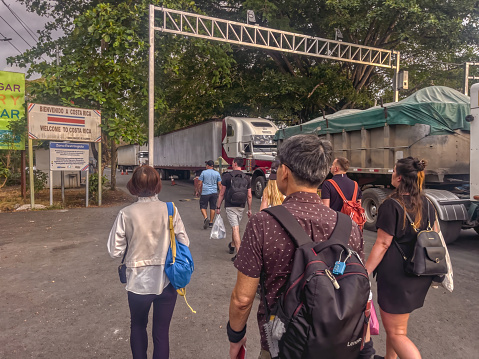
[262,206,313,247]
[262,206,352,248]
[352,181,358,201]
[327,179,348,202]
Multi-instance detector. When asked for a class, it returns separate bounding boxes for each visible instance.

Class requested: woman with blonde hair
[365,157,437,359]
[260,160,285,210]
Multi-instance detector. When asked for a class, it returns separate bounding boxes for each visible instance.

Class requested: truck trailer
[153,117,279,198]
[276,86,479,243]
[117,145,148,172]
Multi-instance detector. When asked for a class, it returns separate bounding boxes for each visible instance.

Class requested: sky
[0,0,60,76]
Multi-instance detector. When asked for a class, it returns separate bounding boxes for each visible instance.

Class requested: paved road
[1,173,478,358]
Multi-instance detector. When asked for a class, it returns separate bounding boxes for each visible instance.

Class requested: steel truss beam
[148,6,401,164]
[154,7,395,69]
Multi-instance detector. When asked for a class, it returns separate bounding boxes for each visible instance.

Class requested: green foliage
[27,170,48,191]
[10,0,479,130]
[88,173,108,199]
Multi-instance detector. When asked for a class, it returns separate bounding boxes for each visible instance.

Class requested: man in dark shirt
[216,157,252,260]
[226,135,365,359]
[322,156,362,211]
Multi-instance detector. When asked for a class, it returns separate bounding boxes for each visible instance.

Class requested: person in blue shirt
[199,160,222,229]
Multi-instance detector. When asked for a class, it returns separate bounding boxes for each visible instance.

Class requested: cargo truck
[276,86,479,243]
[117,145,149,172]
[153,117,279,198]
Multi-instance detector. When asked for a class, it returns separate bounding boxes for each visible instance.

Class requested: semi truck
[276,86,479,243]
[153,117,279,198]
[117,145,149,172]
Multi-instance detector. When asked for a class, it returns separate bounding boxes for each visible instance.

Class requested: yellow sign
[0,70,25,150]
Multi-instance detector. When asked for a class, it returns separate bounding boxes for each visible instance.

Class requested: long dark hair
[390,157,427,228]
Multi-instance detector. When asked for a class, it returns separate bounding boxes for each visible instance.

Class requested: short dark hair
[233,157,243,167]
[126,165,162,197]
[278,135,333,187]
[335,157,350,171]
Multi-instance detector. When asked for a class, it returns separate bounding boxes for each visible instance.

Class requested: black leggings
[127,284,177,359]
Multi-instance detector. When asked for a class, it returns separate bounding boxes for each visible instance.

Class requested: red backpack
[327,179,366,230]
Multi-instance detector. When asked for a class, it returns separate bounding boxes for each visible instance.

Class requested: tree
[11,0,479,137]
[12,1,236,187]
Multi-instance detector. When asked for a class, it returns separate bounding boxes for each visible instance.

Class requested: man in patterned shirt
[226,135,366,359]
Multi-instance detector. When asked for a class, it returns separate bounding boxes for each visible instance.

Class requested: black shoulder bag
[392,199,447,276]
[118,242,128,284]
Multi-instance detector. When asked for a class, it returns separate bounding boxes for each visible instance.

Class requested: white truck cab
[223,117,278,160]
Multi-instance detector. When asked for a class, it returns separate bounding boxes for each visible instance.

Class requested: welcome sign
[28,103,101,142]
[0,70,25,150]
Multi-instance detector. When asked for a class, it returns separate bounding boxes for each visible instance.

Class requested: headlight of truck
[253,135,274,145]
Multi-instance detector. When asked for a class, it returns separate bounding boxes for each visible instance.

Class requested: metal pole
[21,150,26,199]
[61,171,65,204]
[50,169,53,206]
[56,45,60,97]
[148,4,155,168]
[28,138,34,208]
[86,168,89,208]
[464,62,470,96]
[98,141,102,205]
[393,51,400,102]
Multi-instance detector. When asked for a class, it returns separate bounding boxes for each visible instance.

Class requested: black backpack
[227,172,249,205]
[262,206,370,359]
[392,199,448,277]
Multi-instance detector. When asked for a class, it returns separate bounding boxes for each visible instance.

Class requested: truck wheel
[362,188,392,231]
[437,219,462,244]
[253,176,265,199]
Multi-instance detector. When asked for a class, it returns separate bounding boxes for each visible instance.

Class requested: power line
[0,11,48,62]
[0,14,33,48]
[0,31,22,54]
[1,0,39,42]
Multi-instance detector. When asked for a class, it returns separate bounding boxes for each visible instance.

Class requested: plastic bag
[210,214,226,239]
[437,226,454,292]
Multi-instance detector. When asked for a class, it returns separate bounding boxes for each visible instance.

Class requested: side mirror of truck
[465,115,474,122]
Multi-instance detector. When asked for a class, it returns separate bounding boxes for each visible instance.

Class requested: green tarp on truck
[275,86,470,140]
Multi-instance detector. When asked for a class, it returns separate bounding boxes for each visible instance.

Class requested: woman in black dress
[365,157,437,359]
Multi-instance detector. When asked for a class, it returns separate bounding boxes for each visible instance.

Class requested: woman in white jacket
[108,165,189,359]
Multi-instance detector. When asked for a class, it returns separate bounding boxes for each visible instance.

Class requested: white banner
[28,103,101,142]
[50,142,90,171]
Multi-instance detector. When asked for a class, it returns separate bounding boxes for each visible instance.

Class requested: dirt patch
[0,185,134,212]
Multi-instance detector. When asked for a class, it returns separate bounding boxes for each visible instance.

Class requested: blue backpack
[165,202,196,312]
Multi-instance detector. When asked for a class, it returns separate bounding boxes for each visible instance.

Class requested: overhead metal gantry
[148,6,401,165]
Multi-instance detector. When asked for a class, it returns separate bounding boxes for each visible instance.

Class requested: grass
[0,185,134,212]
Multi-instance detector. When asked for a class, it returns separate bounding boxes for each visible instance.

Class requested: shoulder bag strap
[391,198,415,228]
[120,241,128,265]
[390,198,414,261]
[166,202,177,262]
[327,179,348,202]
